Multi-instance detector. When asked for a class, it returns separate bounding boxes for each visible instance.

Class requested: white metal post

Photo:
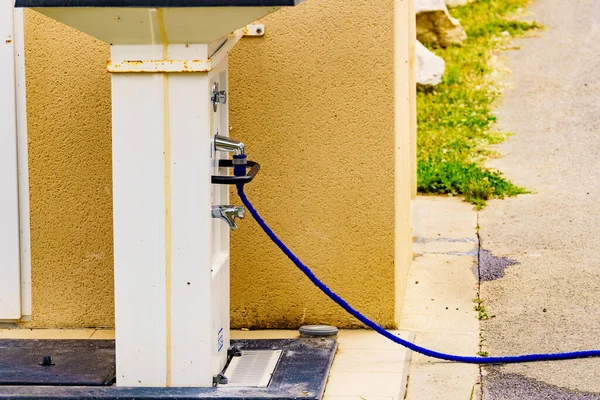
[112,40,231,387]
[0,1,22,320]
[14,8,32,318]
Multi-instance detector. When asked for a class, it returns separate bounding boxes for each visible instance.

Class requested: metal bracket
[211,159,260,186]
[212,373,228,387]
[227,345,243,358]
[211,82,227,112]
[243,24,265,37]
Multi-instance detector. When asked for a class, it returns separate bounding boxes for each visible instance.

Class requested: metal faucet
[214,134,245,156]
[212,205,245,230]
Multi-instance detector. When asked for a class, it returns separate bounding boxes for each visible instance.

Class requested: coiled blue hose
[236,184,600,364]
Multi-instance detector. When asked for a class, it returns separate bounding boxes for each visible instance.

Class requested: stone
[416,0,467,47]
[416,41,445,88]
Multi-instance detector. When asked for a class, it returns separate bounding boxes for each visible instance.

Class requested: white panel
[112,44,168,387]
[0,0,22,319]
[35,7,278,45]
[14,8,31,317]
[167,43,215,387]
[167,44,231,387]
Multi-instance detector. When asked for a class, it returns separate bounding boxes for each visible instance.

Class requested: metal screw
[39,356,55,366]
[256,27,263,35]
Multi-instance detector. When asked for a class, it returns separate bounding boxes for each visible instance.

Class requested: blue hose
[236,184,600,364]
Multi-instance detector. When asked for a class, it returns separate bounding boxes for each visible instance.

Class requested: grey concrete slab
[479,0,600,397]
[403,197,480,400]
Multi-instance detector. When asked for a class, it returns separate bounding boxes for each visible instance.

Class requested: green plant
[417,0,540,207]
[474,296,494,356]
[473,297,489,320]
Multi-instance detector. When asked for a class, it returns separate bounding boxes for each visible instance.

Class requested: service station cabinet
[15,0,304,388]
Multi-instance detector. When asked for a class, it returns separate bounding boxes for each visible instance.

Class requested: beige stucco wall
[228,0,397,328]
[23,10,114,327]
[21,0,410,329]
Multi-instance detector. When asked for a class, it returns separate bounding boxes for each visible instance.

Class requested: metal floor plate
[0,339,115,386]
[0,338,336,399]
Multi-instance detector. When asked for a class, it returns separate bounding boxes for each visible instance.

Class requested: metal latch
[211,82,227,112]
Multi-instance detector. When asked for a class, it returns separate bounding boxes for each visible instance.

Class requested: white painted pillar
[111,41,231,387]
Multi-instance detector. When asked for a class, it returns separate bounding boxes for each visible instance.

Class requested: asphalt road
[478,0,600,398]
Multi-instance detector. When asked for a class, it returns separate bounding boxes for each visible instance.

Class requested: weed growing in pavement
[417,0,541,208]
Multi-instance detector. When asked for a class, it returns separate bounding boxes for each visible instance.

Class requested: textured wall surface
[228,0,397,329]
[21,0,400,328]
[23,10,114,327]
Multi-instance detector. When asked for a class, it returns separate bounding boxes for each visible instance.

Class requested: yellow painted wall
[228,0,397,328]
[21,0,410,329]
[22,10,114,327]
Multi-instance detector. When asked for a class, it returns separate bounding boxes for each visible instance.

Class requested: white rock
[416,41,445,87]
[444,0,473,7]
[416,0,467,47]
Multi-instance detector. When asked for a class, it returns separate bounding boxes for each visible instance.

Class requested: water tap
[212,205,245,230]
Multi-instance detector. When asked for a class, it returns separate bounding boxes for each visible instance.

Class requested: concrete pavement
[402,196,480,400]
[479,0,600,397]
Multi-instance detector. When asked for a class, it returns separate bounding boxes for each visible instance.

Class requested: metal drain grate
[224,350,282,387]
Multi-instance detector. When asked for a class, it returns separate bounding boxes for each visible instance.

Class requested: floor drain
[224,350,282,387]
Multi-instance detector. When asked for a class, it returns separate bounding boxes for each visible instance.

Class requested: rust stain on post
[106,59,212,73]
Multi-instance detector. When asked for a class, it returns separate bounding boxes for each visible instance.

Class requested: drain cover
[299,325,338,337]
[224,350,282,387]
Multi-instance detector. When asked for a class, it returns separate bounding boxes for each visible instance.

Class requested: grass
[417,0,541,208]
[474,296,489,356]
[473,297,490,321]
[473,296,495,357]
[477,349,490,357]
